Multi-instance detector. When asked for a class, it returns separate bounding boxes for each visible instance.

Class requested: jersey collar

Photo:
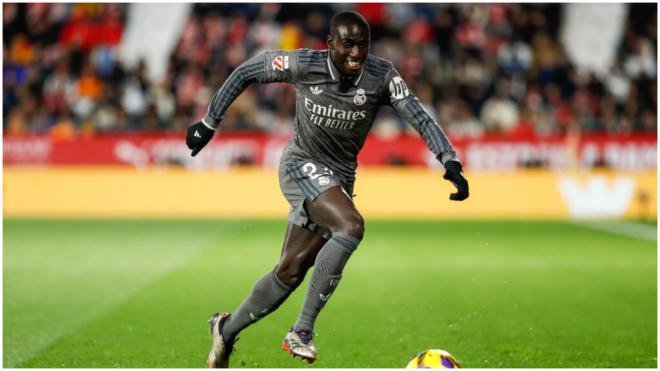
[326,51,364,86]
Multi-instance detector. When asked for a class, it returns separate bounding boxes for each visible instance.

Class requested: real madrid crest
[353,88,366,106]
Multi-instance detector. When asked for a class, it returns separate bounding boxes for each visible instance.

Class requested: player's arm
[385,69,469,201]
[186,50,299,156]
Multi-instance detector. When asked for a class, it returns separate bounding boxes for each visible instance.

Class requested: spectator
[481,78,520,133]
[570,87,600,132]
[607,56,631,104]
[497,35,533,74]
[445,99,485,139]
[152,78,176,129]
[624,36,656,79]
[121,71,148,129]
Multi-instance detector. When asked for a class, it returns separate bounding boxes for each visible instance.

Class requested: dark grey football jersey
[203,49,458,178]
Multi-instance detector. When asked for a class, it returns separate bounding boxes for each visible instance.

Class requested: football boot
[207,312,235,368]
[281,328,317,364]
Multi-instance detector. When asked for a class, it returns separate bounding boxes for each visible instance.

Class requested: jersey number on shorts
[302,162,333,180]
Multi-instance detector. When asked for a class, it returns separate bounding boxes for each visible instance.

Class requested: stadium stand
[3,3,656,138]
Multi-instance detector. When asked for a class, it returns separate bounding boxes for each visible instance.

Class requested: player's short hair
[330,11,370,38]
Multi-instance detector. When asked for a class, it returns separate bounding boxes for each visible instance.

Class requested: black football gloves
[443,160,469,201]
[186,121,215,157]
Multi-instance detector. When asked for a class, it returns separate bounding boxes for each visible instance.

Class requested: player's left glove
[443,160,469,201]
[186,120,215,157]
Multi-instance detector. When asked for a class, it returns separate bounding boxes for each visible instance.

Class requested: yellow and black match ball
[406,349,461,368]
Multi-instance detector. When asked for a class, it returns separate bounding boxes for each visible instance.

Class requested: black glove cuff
[444,160,463,174]
[202,114,220,130]
[198,122,216,136]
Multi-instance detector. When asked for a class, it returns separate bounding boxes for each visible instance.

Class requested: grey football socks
[221,267,293,342]
[221,232,360,340]
[293,232,360,331]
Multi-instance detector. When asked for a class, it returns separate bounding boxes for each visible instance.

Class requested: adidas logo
[309,86,323,95]
[194,130,202,138]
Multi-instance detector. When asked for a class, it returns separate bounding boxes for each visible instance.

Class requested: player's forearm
[203,54,266,129]
[400,98,458,164]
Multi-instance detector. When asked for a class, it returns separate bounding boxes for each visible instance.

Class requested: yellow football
[406,349,460,368]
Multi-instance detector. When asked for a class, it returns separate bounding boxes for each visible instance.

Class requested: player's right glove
[186,120,215,157]
[443,160,469,201]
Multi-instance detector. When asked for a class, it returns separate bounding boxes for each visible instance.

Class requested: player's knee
[275,263,307,289]
[336,213,365,241]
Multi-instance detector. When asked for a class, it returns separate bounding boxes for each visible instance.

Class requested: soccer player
[186,11,469,368]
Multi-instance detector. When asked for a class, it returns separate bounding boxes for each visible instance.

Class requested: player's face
[328,23,369,76]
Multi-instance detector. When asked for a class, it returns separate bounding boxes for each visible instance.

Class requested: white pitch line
[572,220,658,241]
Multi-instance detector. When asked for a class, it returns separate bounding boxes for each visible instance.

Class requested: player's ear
[326,36,333,49]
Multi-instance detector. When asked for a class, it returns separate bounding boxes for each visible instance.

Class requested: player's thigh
[305,186,364,237]
[280,158,352,239]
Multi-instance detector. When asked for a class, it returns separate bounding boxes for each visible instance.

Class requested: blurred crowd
[3,3,657,139]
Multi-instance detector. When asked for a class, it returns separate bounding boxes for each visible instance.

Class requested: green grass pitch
[4,219,657,368]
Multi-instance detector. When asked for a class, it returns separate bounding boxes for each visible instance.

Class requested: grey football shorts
[279,157,355,240]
